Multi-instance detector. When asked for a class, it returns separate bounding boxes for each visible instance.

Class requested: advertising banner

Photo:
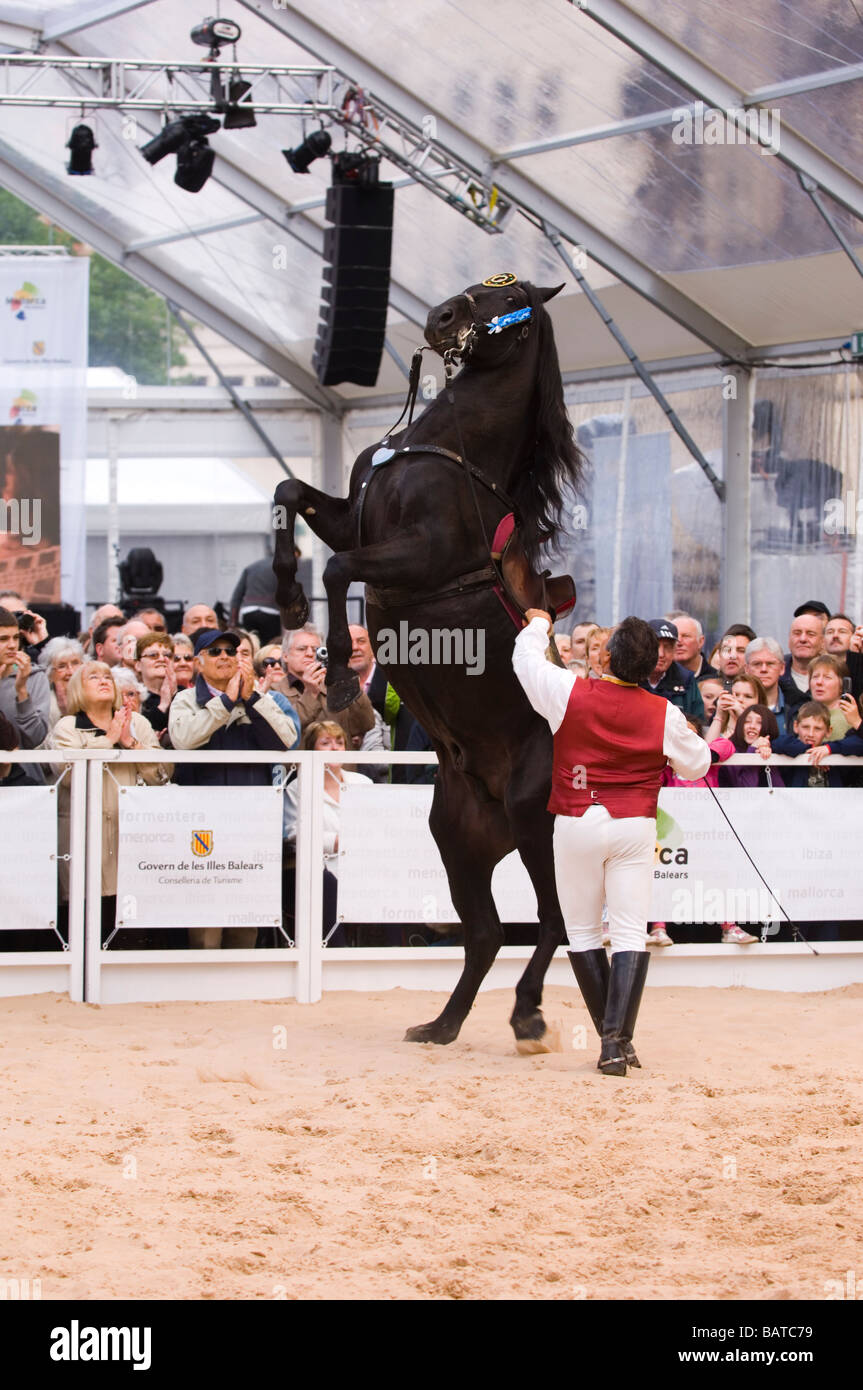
[0,255,88,615]
[338,784,862,924]
[0,784,58,929]
[116,785,284,931]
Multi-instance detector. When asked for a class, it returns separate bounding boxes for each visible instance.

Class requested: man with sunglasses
[169,629,298,789]
[168,629,298,947]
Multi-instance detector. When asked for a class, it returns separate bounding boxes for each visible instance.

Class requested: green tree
[0,188,186,383]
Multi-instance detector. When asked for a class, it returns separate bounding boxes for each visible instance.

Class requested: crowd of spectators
[2,577,862,954]
[0,581,433,952]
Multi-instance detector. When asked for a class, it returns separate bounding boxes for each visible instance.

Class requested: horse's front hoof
[325,673,361,712]
[404,1019,460,1045]
[277,582,309,629]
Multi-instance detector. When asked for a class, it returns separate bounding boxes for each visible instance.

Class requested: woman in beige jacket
[51,661,172,945]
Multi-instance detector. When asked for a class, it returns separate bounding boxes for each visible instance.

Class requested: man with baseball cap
[169,628,298,788]
[638,618,704,722]
[169,628,300,949]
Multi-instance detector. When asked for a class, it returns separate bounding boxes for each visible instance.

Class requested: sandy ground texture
[2,984,862,1302]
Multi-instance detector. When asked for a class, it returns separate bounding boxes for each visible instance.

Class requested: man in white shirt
[513,610,709,1076]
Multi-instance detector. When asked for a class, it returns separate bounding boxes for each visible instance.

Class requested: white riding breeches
[554,803,654,954]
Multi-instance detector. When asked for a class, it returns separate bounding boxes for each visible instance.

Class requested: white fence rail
[2,748,863,1005]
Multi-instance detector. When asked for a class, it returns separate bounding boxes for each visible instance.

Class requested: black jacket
[173,675,289,787]
[640,661,704,721]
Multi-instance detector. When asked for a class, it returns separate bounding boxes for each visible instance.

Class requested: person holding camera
[0,606,51,752]
[278,623,374,748]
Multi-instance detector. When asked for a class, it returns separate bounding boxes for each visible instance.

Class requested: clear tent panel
[625,0,863,88]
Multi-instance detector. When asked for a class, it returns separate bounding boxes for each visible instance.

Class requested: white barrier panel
[337,784,536,923]
[116,784,284,930]
[0,784,58,930]
[653,788,863,921]
[338,784,863,924]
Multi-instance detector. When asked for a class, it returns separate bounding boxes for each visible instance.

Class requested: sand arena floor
[2,984,862,1301]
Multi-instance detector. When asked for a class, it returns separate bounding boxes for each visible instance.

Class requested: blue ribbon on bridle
[485,306,532,334]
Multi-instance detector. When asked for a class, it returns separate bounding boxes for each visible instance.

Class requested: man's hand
[303,660,327,695]
[237,651,256,701]
[224,667,243,703]
[19,612,48,645]
[850,626,863,653]
[13,649,31,701]
[524,608,553,632]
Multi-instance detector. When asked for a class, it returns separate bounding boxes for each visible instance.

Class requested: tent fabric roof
[0,0,861,407]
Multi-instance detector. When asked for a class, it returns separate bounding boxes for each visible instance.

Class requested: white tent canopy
[0,0,861,411]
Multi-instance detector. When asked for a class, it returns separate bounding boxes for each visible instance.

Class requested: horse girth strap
[356,444,517,549]
[366,564,498,612]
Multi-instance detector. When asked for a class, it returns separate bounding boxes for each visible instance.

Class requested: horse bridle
[442,285,532,370]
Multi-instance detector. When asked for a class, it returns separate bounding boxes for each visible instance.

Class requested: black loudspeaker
[313,182,393,387]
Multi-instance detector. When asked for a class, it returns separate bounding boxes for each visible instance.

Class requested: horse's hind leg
[273,478,354,628]
[405,767,513,1045]
[506,747,566,1046]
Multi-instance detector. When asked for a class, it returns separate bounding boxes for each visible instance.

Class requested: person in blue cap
[639,618,704,723]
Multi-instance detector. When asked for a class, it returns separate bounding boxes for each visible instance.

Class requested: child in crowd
[771,700,860,788]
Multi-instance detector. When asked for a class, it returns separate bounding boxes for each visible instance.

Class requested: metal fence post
[66,759,87,1003]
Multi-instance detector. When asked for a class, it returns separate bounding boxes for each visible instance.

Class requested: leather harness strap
[356,443,517,549]
[366,563,498,612]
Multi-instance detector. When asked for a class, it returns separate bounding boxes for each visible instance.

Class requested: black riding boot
[567,948,641,1068]
[599,950,649,1076]
[566,949,608,1034]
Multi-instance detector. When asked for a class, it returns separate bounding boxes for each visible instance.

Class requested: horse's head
[424,276,564,364]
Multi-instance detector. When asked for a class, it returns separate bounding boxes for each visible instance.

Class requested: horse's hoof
[516,1022,562,1055]
[325,674,361,712]
[404,1020,459,1045]
[277,582,309,629]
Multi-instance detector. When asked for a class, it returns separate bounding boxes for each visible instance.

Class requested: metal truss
[0,52,335,113]
[238,0,749,358]
[330,90,513,235]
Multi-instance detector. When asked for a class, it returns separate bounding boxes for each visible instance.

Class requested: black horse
[273,277,583,1047]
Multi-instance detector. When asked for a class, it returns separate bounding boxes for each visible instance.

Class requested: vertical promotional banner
[0,255,89,616]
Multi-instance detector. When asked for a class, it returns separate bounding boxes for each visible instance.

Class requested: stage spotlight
[190,16,241,59]
[140,114,220,166]
[282,128,331,173]
[66,124,96,175]
[174,137,215,192]
[222,78,256,130]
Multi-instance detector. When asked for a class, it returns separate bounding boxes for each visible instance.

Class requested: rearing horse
[273,277,583,1047]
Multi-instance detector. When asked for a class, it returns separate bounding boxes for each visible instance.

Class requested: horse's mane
[508,282,584,569]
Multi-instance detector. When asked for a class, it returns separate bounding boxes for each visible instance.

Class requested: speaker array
[313,181,394,387]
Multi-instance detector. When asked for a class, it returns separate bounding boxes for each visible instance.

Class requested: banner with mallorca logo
[116,785,284,931]
[337,784,863,924]
[0,255,88,615]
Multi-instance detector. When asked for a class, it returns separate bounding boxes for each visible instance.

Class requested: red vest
[549,679,669,819]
